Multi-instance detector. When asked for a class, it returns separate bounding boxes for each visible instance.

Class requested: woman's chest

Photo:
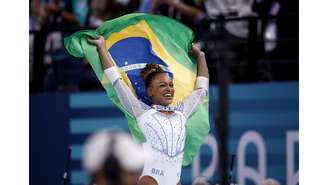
[138,111,186,139]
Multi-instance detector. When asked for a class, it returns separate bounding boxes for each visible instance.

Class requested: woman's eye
[169,84,174,87]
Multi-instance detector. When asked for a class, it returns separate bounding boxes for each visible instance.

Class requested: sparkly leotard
[105,67,208,185]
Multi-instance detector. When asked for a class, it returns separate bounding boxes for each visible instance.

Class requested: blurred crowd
[29,0,298,93]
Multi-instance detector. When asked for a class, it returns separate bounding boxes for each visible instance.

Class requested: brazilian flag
[64,13,209,166]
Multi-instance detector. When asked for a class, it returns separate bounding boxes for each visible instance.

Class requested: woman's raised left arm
[179,43,209,118]
[192,43,209,78]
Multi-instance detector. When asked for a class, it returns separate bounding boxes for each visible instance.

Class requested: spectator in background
[40,0,83,92]
[42,0,79,29]
[83,130,148,185]
[151,0,258,40]
[152,0,280,82]
[84,0,111,27]
[152,0,207,41]
[85,0,140,27]
[29,0,82,92]
[30,0,79,30]
[253,0,281,53]
[31,0,143,93]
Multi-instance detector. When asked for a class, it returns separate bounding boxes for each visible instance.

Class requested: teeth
[164,93,172,97]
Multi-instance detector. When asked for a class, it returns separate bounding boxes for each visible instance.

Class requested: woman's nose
[167,86,174,92]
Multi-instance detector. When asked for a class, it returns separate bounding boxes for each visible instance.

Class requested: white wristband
[104,67,121,84]
[196,76,209,91]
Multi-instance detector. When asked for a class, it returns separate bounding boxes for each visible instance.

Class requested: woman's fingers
[87,37,100,44]
[192,42,201,51]
[191,43,201,54]
[191,43,205,58]
[87,36,105,47]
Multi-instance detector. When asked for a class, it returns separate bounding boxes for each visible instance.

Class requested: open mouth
[163,93,173,98]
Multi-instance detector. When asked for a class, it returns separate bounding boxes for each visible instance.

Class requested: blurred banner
[30,82,298,185]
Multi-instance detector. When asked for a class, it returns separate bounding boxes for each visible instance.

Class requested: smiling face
[147,73,175,106]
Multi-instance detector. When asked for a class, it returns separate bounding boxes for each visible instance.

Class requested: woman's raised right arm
[88,36,147,117]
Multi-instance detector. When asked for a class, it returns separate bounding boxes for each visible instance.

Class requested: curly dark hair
[140,63,166,88]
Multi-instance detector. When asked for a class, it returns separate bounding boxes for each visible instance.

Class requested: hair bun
[140,63,164,81]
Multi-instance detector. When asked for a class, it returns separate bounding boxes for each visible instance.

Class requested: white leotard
[104,67,208,185]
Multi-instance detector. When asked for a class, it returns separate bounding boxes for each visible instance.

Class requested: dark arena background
[30,0,298,185]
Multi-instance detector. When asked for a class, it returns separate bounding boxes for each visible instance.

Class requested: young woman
[88,35,209,185]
